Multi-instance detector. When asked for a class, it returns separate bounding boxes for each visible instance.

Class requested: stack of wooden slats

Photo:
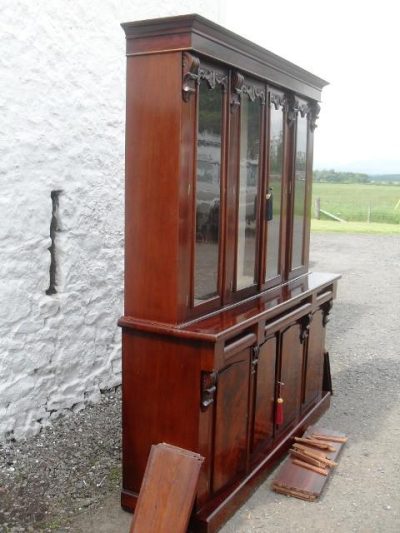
[272,426,347,501]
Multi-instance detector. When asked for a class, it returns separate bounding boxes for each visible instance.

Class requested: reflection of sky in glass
[266,104,283,281]
[292,114,307,269]
[236,95,261,290]
[194,81,222,303]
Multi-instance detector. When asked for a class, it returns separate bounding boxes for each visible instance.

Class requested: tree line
[313,170,369,183]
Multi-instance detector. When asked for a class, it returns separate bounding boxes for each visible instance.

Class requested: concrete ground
[63,232,400,532]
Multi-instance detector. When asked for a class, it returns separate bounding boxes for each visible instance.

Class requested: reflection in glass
[194,80,223,303]
[291,114,307,269]
[236,95,261,290]
[265,104,283,281]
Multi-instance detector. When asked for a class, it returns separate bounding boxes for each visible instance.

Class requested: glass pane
[236,96,261,290]
[194,80,223,303]
[265,105,283,281]
[291,114,308,269]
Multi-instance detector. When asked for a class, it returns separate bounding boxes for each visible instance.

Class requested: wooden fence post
[315,197,321,220]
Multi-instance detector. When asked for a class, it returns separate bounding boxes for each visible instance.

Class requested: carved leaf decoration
[284,93,321,130]
[270,93,285,110]
[231,71,265,111]
[199,68,228,91]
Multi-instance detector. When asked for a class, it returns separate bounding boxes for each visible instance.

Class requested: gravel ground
[1,233,399,532]
[0,390,122,532]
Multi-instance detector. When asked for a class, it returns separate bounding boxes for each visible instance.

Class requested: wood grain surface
[130,443,204,533]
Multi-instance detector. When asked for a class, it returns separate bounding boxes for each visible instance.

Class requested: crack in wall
[46,190,63,296]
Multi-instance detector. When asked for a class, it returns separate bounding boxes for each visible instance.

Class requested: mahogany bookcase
[119,14,340,532]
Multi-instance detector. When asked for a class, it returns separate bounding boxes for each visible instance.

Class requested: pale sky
[220,0,400,174]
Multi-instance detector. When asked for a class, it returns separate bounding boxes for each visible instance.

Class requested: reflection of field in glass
[312,183,400,224]
[266,209,280,280]
[236,227,256,290]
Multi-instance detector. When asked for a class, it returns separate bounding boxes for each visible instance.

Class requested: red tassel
[275,397,284,425]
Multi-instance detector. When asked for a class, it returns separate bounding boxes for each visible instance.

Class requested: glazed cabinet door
[278,321,304,431]
[263,89,286,289]
[183,53,229,318]
[303,308,325,408]
[251,335,276,454]
[213,349,251,493]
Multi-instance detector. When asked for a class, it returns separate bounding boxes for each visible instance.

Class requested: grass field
[311,183,400,225]
[311,219,400,234]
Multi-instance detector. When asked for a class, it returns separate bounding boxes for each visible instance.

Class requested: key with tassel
[275,381,284,425]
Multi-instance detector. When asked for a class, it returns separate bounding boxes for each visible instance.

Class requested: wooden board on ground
[271,426,347,501]
[130,443,204,533]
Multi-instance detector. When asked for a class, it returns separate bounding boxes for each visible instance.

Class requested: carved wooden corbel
[284,93,298,127]
[251,346,260,375]
[182,52,200,102]
[200,370,218,410]
[322,300,333,327]
[230,71,244,111]
[299,313,313,343]
[308,101,321,131]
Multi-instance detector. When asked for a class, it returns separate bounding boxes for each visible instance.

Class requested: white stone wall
[0,0,223,441]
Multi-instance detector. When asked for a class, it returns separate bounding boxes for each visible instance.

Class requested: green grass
[312,183,400,225]
[311,219,400,234]
[108,466,121,485]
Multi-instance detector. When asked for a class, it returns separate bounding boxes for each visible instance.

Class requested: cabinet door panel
[213,356,250,492]
[279,323,303,430]
[304,309,325,407]
[252,336,276,452]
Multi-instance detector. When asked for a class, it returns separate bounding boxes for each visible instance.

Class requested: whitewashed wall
[0,0,223,441]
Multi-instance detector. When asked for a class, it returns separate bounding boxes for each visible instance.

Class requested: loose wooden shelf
[130,444,204,533]
[272,426,348,501]
[120,14,340,532]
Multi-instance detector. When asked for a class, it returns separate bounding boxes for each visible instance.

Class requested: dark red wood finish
[120,14,338,532]
[303,309,325,408]
[130,444,204,533]
[251,336,276,453]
